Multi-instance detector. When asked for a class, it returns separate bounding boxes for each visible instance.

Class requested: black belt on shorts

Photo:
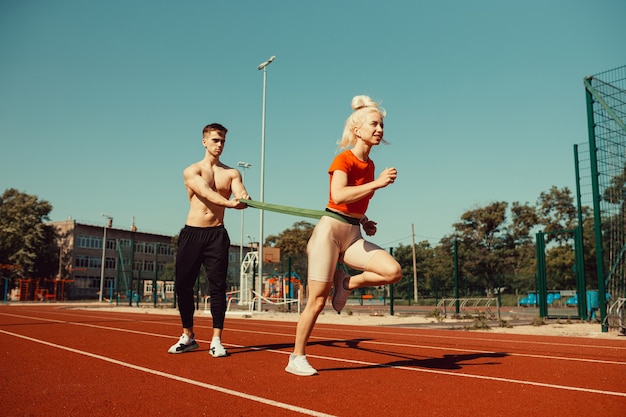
[325,208,361,225]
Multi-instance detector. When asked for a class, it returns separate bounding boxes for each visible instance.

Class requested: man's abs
[185,198,226,227]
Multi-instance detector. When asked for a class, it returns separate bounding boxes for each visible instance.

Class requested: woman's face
[355,110,384,145]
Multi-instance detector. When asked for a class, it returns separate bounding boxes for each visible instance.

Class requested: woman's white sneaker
[285,354,318,376]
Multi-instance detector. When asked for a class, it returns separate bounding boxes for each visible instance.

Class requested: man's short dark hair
[203,123,228,136]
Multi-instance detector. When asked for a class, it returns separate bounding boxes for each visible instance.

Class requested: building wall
[50,220,176,300]
[49,220,256,301]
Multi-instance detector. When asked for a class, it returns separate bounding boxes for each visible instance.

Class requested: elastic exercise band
[240,199,349,224]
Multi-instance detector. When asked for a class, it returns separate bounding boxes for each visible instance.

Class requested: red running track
[1,304,625,417]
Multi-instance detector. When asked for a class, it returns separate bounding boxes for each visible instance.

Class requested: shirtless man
[168,123,249,356]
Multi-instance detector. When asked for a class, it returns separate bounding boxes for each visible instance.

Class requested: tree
[393,241,435,300]
[536,187,580,290]
[603,164,626,207]
[428,238,455,298]
[545,244,575,290]
[0,188,57,279]
[502,202,539,292]
[537,186,577,242]
[451,202,510,293]
[265,221,314,281]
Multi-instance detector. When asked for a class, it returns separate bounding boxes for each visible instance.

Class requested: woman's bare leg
[293,280,332,355]
[346,250,401,290]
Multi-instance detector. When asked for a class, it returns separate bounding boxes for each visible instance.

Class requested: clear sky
[1,0,624,249]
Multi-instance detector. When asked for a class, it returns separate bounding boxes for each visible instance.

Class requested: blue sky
[1,0,624,249]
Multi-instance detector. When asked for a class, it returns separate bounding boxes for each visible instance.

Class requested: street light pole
[237,161,252,266]
[99,214,113,302]
[257,55,275,312]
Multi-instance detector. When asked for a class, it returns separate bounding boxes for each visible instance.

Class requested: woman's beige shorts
[306,215,384,282]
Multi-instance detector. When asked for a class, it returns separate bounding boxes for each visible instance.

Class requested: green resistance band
[240,199,349,224]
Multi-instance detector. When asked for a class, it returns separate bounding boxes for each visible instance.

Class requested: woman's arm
[330,167,397,205]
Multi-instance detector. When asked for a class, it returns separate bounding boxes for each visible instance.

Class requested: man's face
[203,131,226,156]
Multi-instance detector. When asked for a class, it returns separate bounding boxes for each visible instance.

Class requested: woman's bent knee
[365,252,402,285]
[378,260,401,284]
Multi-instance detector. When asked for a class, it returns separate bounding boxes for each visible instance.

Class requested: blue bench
[519,293,538,306]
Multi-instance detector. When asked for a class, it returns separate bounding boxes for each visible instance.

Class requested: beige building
[49,220,255,301]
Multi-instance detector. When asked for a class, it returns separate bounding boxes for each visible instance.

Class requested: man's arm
[184,165,241,208]
[230,169,251,201]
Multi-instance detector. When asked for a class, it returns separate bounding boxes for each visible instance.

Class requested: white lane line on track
[4,325,624,400]
[213,342,626,398]
[356,339,626,366]
[3,312,626,397]
[9,307,626,351]
[302,353,626,398]
[0,328,336,417]
[2,311,625,368]
[271,322,626,351]
[222,327,626,365]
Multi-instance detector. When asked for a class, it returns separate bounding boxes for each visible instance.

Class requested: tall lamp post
[99,214,113,302]
[257,55,275,312]
[237,161,252,265]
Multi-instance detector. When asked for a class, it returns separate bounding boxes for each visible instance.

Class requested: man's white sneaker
[331,268,351,314]
[209,338,228,357]
[168,333,199,354]
[285,354,318,376]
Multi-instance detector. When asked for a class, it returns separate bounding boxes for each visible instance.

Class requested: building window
[158,245,172,256]
[77,235,102,249]
[135,241,145,254]
[90,277,100,288]
[105,257,116,269]
[88,257,101,269]
[75,255,89,268]
[74,276,88,288]
[119,257,131,269]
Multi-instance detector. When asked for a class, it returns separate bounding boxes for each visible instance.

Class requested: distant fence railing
[437,297,499,319]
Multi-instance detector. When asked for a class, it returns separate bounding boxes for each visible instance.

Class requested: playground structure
[239,250,257,305]
[1,262,80,302]
[8,277,76,302]
[237,246,301,310]
[203,257,303,314]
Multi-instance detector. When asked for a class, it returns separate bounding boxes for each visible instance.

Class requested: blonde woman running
[285,95,402,376]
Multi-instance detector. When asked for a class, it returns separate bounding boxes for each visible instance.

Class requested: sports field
[1,304,625,416]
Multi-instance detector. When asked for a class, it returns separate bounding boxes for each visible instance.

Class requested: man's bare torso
[184,161,233,227]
